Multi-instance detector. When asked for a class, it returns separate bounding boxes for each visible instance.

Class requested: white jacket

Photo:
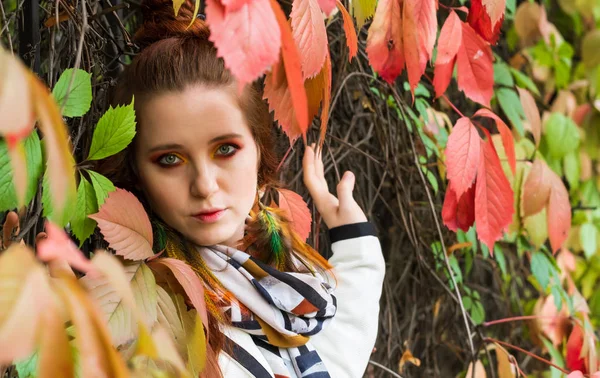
[216,222,386,377]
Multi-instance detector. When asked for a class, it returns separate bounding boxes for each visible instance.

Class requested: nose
[190,160,219,198]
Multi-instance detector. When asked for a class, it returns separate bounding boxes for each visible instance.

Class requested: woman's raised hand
[303,144,367,229]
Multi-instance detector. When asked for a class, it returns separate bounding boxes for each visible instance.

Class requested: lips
[192,208,226,223]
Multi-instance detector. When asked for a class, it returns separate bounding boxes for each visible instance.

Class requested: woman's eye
[215,144,238,157]
[158,154,182,166]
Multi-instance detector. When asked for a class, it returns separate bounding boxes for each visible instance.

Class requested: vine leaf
[365,0,404,84]
[468,0,504,44]
[547,171,571,254]
[473,108,516,174]
[205,0,281,90]
[89,188,155,261]
[291,0,328,79]
[337,0,358,62]
[474,136,514,250]
[37,221,96,274]
[445,117,481,199]
[516,87,541,146]
[456,22,494,106]
[402,0,437,92]
[435,11,462,65]
[277,188,312,241]
[566,323,586,373]
[520,159,552,217]
[442,184,475,232]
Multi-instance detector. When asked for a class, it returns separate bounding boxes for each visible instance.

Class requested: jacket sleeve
[309,222,386,378]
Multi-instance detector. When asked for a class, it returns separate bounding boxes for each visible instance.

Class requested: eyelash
[155,143,240,167]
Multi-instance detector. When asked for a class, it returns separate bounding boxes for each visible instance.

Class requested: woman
[98,0,385,376]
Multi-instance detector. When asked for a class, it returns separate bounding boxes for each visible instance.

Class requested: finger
[336,171,356,207]
[2,211,19,248]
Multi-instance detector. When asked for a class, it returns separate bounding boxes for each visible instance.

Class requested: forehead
[136,84,251,143]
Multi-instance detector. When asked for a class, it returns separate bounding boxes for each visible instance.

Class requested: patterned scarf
[196,244,337,378]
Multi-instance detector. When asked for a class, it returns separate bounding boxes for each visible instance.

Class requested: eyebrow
[147,133,244,153]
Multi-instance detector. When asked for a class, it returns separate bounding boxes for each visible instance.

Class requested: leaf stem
[483,315,566,327]
[423,74,466,119]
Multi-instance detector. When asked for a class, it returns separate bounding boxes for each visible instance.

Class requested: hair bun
[135,0,209,49]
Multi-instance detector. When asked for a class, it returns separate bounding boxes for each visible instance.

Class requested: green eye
[159,154,182,165]
[216,144,237,156]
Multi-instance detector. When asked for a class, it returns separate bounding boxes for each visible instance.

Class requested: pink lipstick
[193,209,226,223]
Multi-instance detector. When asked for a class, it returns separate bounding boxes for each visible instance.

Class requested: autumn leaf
[316,0,335,15]
[149,258,209,331]
[467,0,504,44]
[465,360,487,377]
[445,117,481,199]
[456,22,494,106]
[291,0,328,79]
[442,184,475,232]
[89,188,155,261]
[205,0,281,90]
[277,188,312,241]
[547,172,571,254]
[517,88,541,146]
[263,0,309,143]
[402,0,437,92]
[520,159,552,217]
[36,221,96,274]
[475,136,514,250]
[433,58,456,98]
[474,109,516,174]
[436,11,462,65]
[366,0,404,84]
[567,323,586,373]
[319,51,332,146]
[352,0,376,30]
[336,0,358,61]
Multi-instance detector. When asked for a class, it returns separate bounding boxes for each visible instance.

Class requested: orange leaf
[319,51,332,147]
[475,135,514,250]
[89,188,155,261]
[520,159,552,217]
[547,172,571,254]
[37,221,96,274]
[474,109,516,175]
[366,0,404,84]
[149,258,209,333]
[433,57,456,98]
[403,0,437,92]
[266,0,309,143]
[38,287,73,378]
[456,22,494,107]
[206,0,281,89]
[466,360,487,378]
[277,188,312,241]
[445,117,481,199]
[516,88,541,146]
[336,0,358,61]
[291,0,328,79]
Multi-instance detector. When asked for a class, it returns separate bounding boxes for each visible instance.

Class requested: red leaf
[456,22,494,106]
[88,188,155,261]
[149,258,209,332]
[291,0,328,79]
[366,0,404,84]
[442,184,475,232]
[436,11,462,65]
[482,0,506,27]
[316,0,336,15]
[433,57,456,98]
[319,51,332,146]
[547,172,571,254]
[467,0,503,44]
[475,136,514,250]
[206,0,281,88]
[336,0,358,61]
[474,108,516,174]
[566,324,587,373]
[520,159,552,217]
[445,117,481,199]
[402,0,437,92]
[277,188,312,241]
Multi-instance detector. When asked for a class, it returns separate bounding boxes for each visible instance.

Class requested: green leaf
[52,68,93,118]
[15,350,39,378]
[510,68,541,96]
[86,170,116,208]
[555,59,571,89]
[470,300,485,325]
[494,245,508,278]
[0,132,43,211]
[563,151,580,189]
[531,251,552,290]
[580,222,598,259]
[42,169,76,227]
[494,63,514,87]
[544,113,580,159]
[497,88,526,135]
[71,176,99,245]
[541,337,565,378]
[87,98,137,160]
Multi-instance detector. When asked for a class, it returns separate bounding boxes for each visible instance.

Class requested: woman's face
[135,84,259,247]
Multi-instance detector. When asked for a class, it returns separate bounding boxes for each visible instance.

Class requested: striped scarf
[197,244,337,377]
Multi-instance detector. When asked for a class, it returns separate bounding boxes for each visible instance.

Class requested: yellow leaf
[7,139,28,207]
[172,0,185,16]
[0,245,43,363]
[352,0,376,29]
[151,325,190,377]
[398,348,421,372]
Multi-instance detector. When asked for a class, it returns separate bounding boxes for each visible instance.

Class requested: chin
[186,226,238,247]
